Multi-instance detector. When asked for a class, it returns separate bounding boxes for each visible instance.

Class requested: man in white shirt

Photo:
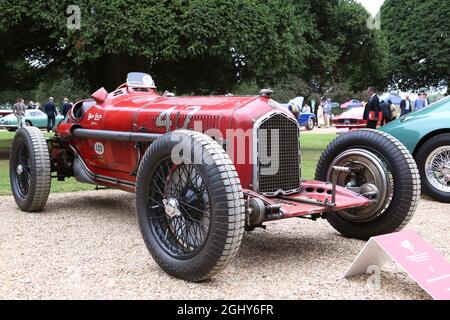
[13,98,26,128]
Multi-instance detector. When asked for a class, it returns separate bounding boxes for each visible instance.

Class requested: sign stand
[343,230,450,300]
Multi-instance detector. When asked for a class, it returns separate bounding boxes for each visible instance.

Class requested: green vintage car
[0,109,64,131]
[381,96,450,203]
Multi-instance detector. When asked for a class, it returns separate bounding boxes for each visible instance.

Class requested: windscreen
[127,72,156,88]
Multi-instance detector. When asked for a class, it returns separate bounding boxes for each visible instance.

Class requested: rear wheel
[306,117,315,131]
[9,126,51,212]
[315,129,420,240]
[25,120,32,127]
[136,130,245,282]
[415,134,450,203]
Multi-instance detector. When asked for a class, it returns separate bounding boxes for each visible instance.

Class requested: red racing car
[9,73,420,281]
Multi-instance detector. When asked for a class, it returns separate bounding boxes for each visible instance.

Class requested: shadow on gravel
[44,192,135,217]
[240,230,356,261]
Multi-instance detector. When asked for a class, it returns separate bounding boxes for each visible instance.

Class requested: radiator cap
[260,88,273,98]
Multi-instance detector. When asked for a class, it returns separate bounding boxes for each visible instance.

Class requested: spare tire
[10,126,51,212]
[315,129,420,240]
[135,130,245,282]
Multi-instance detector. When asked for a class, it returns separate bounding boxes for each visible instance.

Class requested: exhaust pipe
[72,128,162,142]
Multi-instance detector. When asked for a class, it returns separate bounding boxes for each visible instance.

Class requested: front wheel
[9,126,51,212]
[415,134,450,203]
[136,130,245,282]
[315,129,420,240]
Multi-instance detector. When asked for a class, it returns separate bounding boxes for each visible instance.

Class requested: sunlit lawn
[0,130,336,196]
[300,134,336,180]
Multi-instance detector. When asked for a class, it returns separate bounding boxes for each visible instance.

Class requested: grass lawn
[0,130,336,196]
[300,134,336,179]
[0,131,15,150]
[0,130,98,196]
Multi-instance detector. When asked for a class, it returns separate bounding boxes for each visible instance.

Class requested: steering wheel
[115,83,128,91]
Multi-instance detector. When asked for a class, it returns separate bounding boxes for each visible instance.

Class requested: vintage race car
[297,112,316,130]
[0,108,13,118]
[332,106,368,130]
[382,96,450,203]
[281,99,316,130]
[9,73,420,282]
[0,109,64,131]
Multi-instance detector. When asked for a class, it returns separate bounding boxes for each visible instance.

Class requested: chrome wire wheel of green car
[136,130,245,282]
[416,134,450,203]
[9,126,51,212]
[425,146,450,193]
[315,129,420,240]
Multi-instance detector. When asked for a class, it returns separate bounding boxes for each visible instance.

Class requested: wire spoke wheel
[15,143,32,198]
[136,130,245,282]
[425,146,450,193]
[10,126,51,212]
[147,157,211,258]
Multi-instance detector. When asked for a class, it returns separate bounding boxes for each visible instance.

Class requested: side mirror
[91,87,109,104]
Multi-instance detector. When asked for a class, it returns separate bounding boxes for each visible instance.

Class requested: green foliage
[301,0,389,91]
[0,0,390,97]
[271,76,312,103]
[34,76,89,105]
[381,0,450,92]
[325,83,367,104]
[233,80,260,96]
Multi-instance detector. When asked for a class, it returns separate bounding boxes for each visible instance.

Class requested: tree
[301,0,389,92]
[0,0,317,93]
[381,0,450,93]
[0,0,390,97]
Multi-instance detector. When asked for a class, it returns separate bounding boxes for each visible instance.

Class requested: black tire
[136,130,245,282]
[6,128,17,132]
[306,117,315,131]
[25,120,32,127]
[315,129,420,240]
[415,134,450,203]
[9,126,51,212]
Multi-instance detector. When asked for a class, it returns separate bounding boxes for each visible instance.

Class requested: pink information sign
[344,230,450,300]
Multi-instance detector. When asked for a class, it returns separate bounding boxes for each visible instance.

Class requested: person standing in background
[400,95,412,116]
[13,98,26,128]
[379,100,392,126]
[27,100,35,110]
[414,93,426,112]
[317,100,325,127]
[323,99,332,128]
[424,93,430,107]
[61,97,72,118]
[311,99,317,125]
[363,87,380,129]
[44,97,57,132]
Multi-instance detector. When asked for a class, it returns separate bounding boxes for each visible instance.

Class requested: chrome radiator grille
[255,112,301,196]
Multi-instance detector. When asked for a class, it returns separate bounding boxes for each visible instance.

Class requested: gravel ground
[0,190,448,300]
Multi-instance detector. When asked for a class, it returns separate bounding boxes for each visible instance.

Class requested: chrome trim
[72,128,161,142]
[252,111,302,196]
